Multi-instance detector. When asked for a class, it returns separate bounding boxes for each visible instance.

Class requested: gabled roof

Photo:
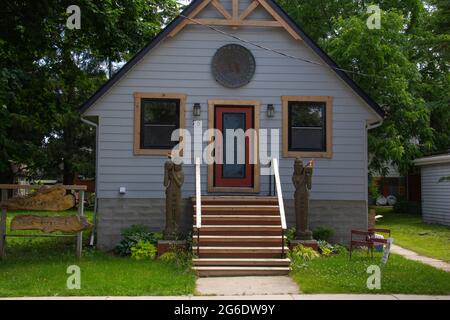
[414,153,450,166]
[79,0,385,119]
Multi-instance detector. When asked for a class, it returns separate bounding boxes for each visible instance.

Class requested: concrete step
[194,205,280,215]
[193,225,283,236]
[193,235,285,247]
[194,215,281,225]
[193,266,290,277]
[192,258,291,267]
[192,246,289,258]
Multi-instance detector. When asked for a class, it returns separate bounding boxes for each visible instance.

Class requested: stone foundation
[96,198,367,251]
[284,199,368,246]
[96,198,192,251]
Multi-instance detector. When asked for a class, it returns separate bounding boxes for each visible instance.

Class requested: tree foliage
[277,0,449,175]
[0,0,179,183]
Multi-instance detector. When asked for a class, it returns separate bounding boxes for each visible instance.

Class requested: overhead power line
[179,14,403,82]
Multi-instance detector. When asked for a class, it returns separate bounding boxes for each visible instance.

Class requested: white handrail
[195,157,202,229]
[272,158,287,230]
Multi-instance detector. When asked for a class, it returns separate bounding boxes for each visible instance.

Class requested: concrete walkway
[196,276,300,296]
[2,295,449,300]
[391,245,450,272]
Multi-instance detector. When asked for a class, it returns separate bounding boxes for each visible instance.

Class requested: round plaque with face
[211,44,256,88]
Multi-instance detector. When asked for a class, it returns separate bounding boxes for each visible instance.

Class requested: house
[79,0,385,267]
[414,151,450,226]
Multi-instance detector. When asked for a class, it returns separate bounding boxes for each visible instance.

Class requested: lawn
[292,250,450,294]
[0,210,196,297]
[373,207,450,262]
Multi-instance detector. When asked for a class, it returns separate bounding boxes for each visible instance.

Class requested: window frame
[282,96,333,159]
[133,93,186,156]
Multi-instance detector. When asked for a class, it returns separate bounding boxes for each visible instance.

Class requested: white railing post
[272,158,287,230]
[195,157,202,229]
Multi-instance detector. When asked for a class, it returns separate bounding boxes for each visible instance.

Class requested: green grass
[372,207,450,262]
[292,251,450,294]
[0,210,196,297]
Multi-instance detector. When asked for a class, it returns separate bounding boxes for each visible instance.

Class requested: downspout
[81,116,99,247]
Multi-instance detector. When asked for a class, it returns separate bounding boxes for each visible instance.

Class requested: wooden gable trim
[168,0,302,40]
[189,18,282,27]
[257,0,301,40]
[232,0,239,21]
[211,0,232,20]
[168,0,213,38]
[239,1,259,20]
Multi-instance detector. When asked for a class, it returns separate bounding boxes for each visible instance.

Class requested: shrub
[317,240,348,256]
[288,245,320,271]
[313,227,334,242]
[159,252,178,263]
[130,241,157,260]
[317,240,333,257]
[122,224,149,237]
[286,227,296,243]
[115,224,163,256]
[332,244,348,255]
[159,251,192,271]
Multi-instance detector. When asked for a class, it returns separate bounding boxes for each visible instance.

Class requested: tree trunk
[63,162,75,187]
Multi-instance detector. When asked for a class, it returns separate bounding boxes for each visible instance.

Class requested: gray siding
[421,163,450,226]
[84,0,379,202]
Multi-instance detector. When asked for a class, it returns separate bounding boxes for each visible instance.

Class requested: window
[289,101,325,151]
[282,96,333,158]
[134,93,186,155]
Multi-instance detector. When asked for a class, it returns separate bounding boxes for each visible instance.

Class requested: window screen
[140,99,180,149]
[288,101,326,152]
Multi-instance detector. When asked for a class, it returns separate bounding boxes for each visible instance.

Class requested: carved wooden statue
[292,158,313,240]
[163,158,184,240]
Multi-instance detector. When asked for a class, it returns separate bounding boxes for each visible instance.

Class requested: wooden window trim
[207,100,260,193]
[282,96,333,159]
[134,93,186,156]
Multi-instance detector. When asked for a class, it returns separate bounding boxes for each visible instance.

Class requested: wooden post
[76,190,85,259]
[0,189,8,260]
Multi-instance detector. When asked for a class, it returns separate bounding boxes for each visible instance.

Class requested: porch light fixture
[193,103,201,117]
[267,104,275,118]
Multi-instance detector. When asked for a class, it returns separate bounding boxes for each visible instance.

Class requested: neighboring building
[79,0,385,251]
[369,162,405,204]
[414,152,450,226]
[368,162,421,206]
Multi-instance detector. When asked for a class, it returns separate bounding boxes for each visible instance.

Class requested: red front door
[214,106,254,188]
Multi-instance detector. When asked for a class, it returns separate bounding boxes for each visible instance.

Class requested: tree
[0,0,180,184]
[276,0,359,42]
[416,0,450,152]
[277,0,447,175]
[324,11,433,175]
